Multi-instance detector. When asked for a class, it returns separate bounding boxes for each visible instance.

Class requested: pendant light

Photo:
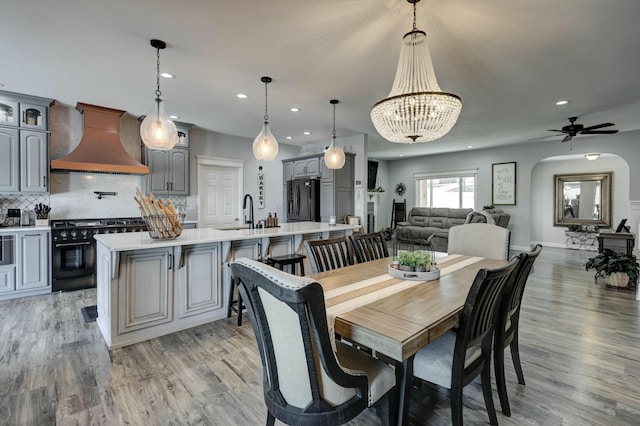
[370,0,462,144]
[253,76,279,161]
[140,39,178,150]
[324,99,346,169]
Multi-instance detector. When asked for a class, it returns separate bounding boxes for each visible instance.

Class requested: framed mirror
[554,172,612,227]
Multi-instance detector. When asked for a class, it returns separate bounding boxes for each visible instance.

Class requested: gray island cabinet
[94,222,354,349]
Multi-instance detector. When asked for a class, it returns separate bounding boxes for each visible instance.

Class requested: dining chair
[447,223,511,260]
[412,256,520,426]
[230,258,396,426]
[494,244,542,416]
[348,232,389,264]
[304,236,355,274]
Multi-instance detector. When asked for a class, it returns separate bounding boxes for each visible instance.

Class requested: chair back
[348,232,389,263]
[391,199,407,229]
[497,244,542,343]
[230,258,368,423]
[454,256,520,383]
[448,223,511,260]
[304,236,354,274]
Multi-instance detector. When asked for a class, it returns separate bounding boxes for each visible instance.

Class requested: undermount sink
[211,225,250,231]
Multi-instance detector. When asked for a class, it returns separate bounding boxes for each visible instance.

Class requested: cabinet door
[0,266,16,293]
[20,103,48,130]
[145,149,170,194]
[17,232,48,290]
[320,181,334,223]
[293,160,307,177]
[175,123,191,148]
[169,149,189,195]
[0,100,19,127]
[118,248,173,334]
[0,127,19,192]
[20,130,48,192]
[177,244,221,318]
[306,157,320,176]
[283,161,293,181]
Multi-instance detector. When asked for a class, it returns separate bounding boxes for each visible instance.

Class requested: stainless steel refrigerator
[286,178,320,222]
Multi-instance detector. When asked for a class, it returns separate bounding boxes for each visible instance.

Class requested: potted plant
[397,250,431,272]
[585,248,639,288]
[398,251,417,271]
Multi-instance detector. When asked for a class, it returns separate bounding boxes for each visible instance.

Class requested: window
[415,170,477,209]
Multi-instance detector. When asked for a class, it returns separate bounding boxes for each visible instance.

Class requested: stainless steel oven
[51,218,146,292]
[0,235,15,266]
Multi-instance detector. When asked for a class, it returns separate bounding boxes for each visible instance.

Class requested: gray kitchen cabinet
[141,121,192,195]
[17,231,49,291]
[283,160,294,181]
[0,91,52,194]
[294,156,321,177]
[176,243,222,319]
[118,247,173,334]
[0,266,16,294]
[319,153,355,223]
[20,130,49,192]
[0,127,19,192]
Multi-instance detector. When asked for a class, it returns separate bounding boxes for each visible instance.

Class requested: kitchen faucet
[243,194,254,229]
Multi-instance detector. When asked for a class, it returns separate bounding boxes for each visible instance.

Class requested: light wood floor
[1,247,639,425]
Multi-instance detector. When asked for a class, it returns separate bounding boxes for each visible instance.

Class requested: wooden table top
[312,255,505,362]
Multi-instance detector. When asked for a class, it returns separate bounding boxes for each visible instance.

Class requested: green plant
[398,251,417,268]
[483,204,495,210]
[397,250,431,270]
[414,250,431,268]
[585,249,639,282]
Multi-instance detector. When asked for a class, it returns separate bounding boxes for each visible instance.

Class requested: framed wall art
[492,162,516,205]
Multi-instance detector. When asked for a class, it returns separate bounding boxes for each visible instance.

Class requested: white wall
[530,155,629,247]
[386,130,640,250]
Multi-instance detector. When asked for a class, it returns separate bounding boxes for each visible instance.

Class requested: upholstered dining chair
[494,244,542,416]
[348,232,389,264]
[230,258,396,426]
[447,223,511,260]
[304,236,355,274]
[412,256,520,426]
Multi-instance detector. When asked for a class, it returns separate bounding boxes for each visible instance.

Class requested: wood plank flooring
[1,247,639,425]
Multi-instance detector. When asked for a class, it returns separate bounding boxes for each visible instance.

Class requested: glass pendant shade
[253,121,279,161]
[371,1,462,144]
[324,140,345,169]
[140,98,178,150]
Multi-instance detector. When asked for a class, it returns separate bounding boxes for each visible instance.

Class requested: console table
[597,231,635,256]
[565,231,598,251]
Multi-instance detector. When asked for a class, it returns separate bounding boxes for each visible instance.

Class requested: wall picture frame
[492,162,516,205]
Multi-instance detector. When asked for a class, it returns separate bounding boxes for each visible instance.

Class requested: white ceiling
[2,0,639,160]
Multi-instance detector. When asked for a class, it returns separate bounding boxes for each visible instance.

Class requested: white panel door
[198,164,240,227]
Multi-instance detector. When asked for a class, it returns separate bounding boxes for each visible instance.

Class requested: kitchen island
[94,222,355,349]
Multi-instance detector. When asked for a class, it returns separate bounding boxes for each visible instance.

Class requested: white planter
[604,272,629,288]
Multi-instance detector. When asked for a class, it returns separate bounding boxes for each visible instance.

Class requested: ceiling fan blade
[581,122,614,132]
[581,129,619,134]
[547,129,567,133]
[529,135,558,141]
[561,134,573,143]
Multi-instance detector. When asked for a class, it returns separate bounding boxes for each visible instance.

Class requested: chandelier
[140,39,178,150]
[370,0,462,144]
[324,99,346,169]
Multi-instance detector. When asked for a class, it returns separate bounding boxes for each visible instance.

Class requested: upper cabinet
[0,91,53,194]
[294,156,321,178]
[142,121,192,195]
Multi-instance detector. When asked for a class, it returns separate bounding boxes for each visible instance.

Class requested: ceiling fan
[548,117,619,143]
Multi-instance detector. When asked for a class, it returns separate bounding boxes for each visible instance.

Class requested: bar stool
[226,277,244,326]
[266,253,307,276]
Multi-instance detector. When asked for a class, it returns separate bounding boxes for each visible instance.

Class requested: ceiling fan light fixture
[324,99,346,169]
[252,76,279,161]
[370,0,462,144]
[585,153,600,161]
[140,39,178,151]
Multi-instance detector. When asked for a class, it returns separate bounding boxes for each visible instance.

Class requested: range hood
[51,103,149,174]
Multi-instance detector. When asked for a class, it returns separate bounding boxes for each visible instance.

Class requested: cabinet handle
[166,182,170,190]
[43,176,47,187]
[168,253,173,270]
[179,251,185,269]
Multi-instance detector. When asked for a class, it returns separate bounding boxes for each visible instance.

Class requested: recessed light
[585,153,600,161]
[399,154,404,157]
[467,145,473,149]
[160,72,175,79]
[303,131,311,135]
[286,136,293,140]
[555,100,570,106]
[236,93,248,99]
[290,107,301,112]
[170,115,180,120]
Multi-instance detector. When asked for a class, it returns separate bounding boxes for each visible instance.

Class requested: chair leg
[510,334,525,385]
[450,382,464,426]
[236,291,243,326]
[494,346,511,416]
[226,278,235,319]
[373,392,394,426]
[266,412,275,426]
[481,361,498,426]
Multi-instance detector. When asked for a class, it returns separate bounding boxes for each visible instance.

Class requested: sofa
[395,207,511,252]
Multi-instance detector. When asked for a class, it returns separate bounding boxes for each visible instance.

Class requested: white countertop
[94,222,355,251]
[0,225,51,233]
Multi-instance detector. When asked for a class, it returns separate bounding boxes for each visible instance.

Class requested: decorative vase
[400,265,415,272]
[604,272,629,288]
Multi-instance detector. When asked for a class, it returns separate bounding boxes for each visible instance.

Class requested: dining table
[311,254,506,426]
